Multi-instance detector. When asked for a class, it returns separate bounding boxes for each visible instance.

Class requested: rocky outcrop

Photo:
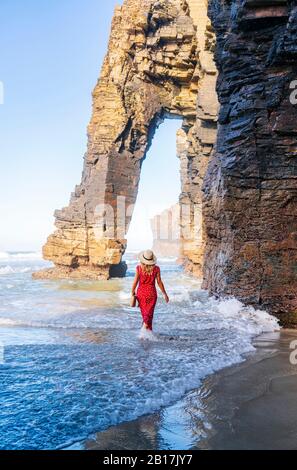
[151,204,181,258]
[203,0,297,324]
[34,0,218,281]
[32,0,297,323]
[178,0,218,277]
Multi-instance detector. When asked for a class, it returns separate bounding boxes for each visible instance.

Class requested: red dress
[136,265,160,330]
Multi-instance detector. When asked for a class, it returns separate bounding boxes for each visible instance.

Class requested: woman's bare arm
[131,270,140,296]
[157,271,169,303]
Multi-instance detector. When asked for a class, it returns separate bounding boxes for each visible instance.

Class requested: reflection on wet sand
[57,280,124,293]
[66,329,110,345]
[84,415,162,450]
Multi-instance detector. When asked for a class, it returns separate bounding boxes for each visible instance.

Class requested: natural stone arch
[34,0,218,280]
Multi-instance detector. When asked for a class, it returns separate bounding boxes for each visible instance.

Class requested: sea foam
[0,251,42,261]
[0,265,32,275]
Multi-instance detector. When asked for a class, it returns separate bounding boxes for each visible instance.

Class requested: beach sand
[71,329,297,450]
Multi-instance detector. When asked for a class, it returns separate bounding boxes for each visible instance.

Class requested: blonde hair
[141,263,155,275]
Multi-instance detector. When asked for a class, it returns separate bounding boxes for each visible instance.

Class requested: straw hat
[139,249,157,266]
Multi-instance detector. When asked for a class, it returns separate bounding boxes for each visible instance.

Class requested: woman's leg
[142,313,153,330]
[145,314,153,331]
[142,318,152,330]
[140,296,156,331]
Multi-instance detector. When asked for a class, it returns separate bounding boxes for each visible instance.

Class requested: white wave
[0,265,32,275]
[0,251,42,261]
[126,259,138,265]
[157,257,178,263]
[0,266,14,275]
[214,297,279,334]
[125,250,140,254]
[119,291,131,301]
[169,290,191,303]
[138,325,158,341]
[126,257,178,266]
[0,318,22,326]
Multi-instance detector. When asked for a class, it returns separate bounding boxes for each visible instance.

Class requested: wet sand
[73,330,297,450]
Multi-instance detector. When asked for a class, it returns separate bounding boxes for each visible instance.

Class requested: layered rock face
[34,0,218,280]
[203,0,297,324]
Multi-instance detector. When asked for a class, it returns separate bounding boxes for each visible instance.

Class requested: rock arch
[34,0,218,280]
[33,0,297,324]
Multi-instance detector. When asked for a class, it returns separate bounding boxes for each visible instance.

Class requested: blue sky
[0,0,181,252]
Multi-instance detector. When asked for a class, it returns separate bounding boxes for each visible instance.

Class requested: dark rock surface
[203,0,297,324]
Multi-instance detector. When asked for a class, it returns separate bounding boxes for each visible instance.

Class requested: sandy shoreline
[68,329,297,450]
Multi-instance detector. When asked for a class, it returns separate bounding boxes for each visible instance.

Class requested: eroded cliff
[203,0,297,325]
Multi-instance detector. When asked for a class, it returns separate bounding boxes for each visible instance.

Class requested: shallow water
[0,251,279,450]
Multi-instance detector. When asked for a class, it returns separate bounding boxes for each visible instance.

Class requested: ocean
[0,251,279,449]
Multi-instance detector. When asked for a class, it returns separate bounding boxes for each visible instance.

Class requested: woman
[131,249,169,332]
